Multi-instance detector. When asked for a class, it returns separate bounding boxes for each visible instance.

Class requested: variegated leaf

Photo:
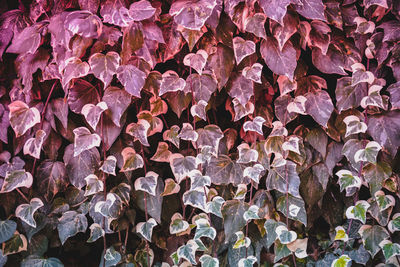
[73,127,101,157]
[23,129,46,159]
[134,171,159,196]
[81,101,108,130]
[136,218,157,242]
[15,198,43,228]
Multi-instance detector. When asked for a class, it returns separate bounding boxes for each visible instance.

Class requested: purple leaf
[293,0,326,21]
[129,0,156,21]
[304,90,334,127]
[65,10,103,38]
[116,64,147,98]
[169,0,217,30]
[67,79,99,114]
[259,0,291,25]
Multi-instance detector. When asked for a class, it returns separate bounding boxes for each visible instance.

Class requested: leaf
[260,37,297,81]
[183,188,207,212]
[191,100,208,121]
[95,192,123,220]
[199,255,219,267]
[136,218,157,242]
[276,225,297,245]
[194,218,216,240]
[242,63,263,84]
[208,44,235,89]
[81,102,108,130]
[100,155,116,176]
[388,213,400,233]
[304,90,334,127]
[21,256,64,267]
[238,256,257,267]
[244,13,267,39]
[178,123,198,142]
[116,64,147,98]
[237,143,258,164]
[100,0,132,27]
[88,52,120,87]
[259,0,291,24]
[388,81,400,110]
[183,49,208,74]
[229,75,254,107]
[149,96,168,116]
[3,233,27,256]
[136,177,164,223]
[331,255,351,267]
[73,127,101,157]
[0,220,17,243]
[170,154,197,183]
[1,170,33,193]
[188,170,211,190]
[270,12,299,52]
[354,141,381,164]
[233,37,256,65]
[266,160,301,198]
[360,85,385,109]
[150,142,172,163]
[15,198,43,228]
[276,195,307,226]
[87,223,104,243]
[345,200,370,224]
[358,225,390,257]
[185,73,217,103]
[65,10,102,38]
[222,200,249,242]
[126,119,150,146]
[263,219,286,248]
[312,46,346,75]
[134,171,158,196]
[293,0,326,21]
[57,211,88,245]
[161,178,180,196]
[243,164,264,184]
[274,95,298,125]
[169,213,189,235]
[379,240,400,262]
[233,231,251,249]
[243,117,265,135]
[23,130,46,159]
[129,0,156,21]
[282,136,301,155]
[287,237,308,258]
[101,87,130,127]
[336,170,361,194]
[177,239,199,265]
[61,57,90,89]
[375,191,395,212]
[206,155,248,185]
[159,71,186,96]
[67,79,100,114]
[363,162,392,195]
[6,22,43,55]
[243,205,260,222]
[84,174,103,196]
[120,147,144,172]
[169,0,217,30]
[8,101,40,137]
[102,246,121,267]
[367,111,400,157]
[343,115,367,137]
[206,196,225,218]
[65,145,100,189]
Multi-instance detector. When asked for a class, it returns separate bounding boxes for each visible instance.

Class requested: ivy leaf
[3,233,27,256]
[243,116,265,135]
[177,239,199,265]
[6,23,43,55]
[243,205,260,222]
[276,225,297,245]
[159,71,186,96]
[129,0,156,21]
[282,136,301,155]
[208,44,235,89]
[346,200,370,224]
[102,246,121,267]
[354,141,382,164]
[379,240,400,262]
[276,195,307,226]
[102,86,131,127]
[8,101,40,137]
[335,77,367,113]
[222,200,249,242]
[293,0,326,21]
[238,256,257,267]
[61,57,90,89]
[191,100,208,121]
[336,170,362,194]
[136,218,157,242]
[196,125,224,157]
[178,123,198,142]
[100,155,117,176]
[116,64,146,98]
[88,52,120,88]
[360,85,385,109]
[67,79,99,114]
[304,90,334,127]
[65,10,102,38]
[351,63,374,86]
[260,37,296,81]
[126,119,150,146]
[331,255,351,267]
[188,170,211,190]
[259,0,290,24]
[374,191,395,212]
[234,184,248,200]
[81,102,108,130]
[0,220,17,243]
[266,160,300,198]
[358,225,390,257]
[388,213,400,233]
[183,188,207,212]
[206,155,248,185]
[163,125,180,148]
[150,142,172,163]
[237,143,258,164]
[161,178,181,197]
[134,171,158,196]
[242,63,263,84]
[21,256,64,267]
[169,0,216,30]
[343,115,367,137]
[100,0,132,27]
[194,218,216,240]
[199,255,219,267]
[95,192,123,219]
[57,211,88,245]
[185,73,217,103]
[243,164,264,184]
[183,49,208,74]
[233,37,256,65]
[264,219,287,248]
[15,198,43,228]
[35,160,67,202]
[120,147,144,172]
[270,12,299,52]
[228,75,254,108]
[137,110,164,137]
[206,196,225,218]
[87,223,104,243]
[73,127,101,157]
[169,213,189,235]
[170,154,197,183]
[287,237,308,258]
[1,170,33,193]
[387,81,400,110]
[244,13,267,39]
[84,174,103,196]
[233,231,251,249]
[312,46,346,75]
[23,130,46,159]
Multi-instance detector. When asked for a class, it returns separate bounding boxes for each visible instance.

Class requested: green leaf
[388,213,400,233]
[87,223,104,243]
[0,169,33,193]
[199,255,219,267]
[375,190,395,212]
[57,211,88,245]
[238,255,257,267]
[177,239,198,265]
[334,226,349,242]
[362,162,392,195]
[276,225,297,245]
[169,213,189,235]
[194,218,216,240]
[358,224,390,257]
[331,255,351,267]
[136,218,157,242]
[16,198,44,228]
[345,200,370,224]
[379,240,400,262]
[233,231,251,249]
[276,194,307,226]
[3,233,27,255]
[336,170,361,195]
[206,196,225,218]
[354,141,382,164]
[222,200,249,242]
[0,220,17,243]
[263,219,286,248]
[274,240,291,263]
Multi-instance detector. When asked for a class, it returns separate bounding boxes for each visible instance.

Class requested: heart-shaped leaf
[94,192,122,219]
[15,198,43,228]
[287,95,307,115]
[304,90,334,127]
[183,188,207,212]
[137,218,157,242]
[73,127,101,157]
[88,52,120,87]
[81,102,108,130]
[188,170,211,190]
[87,223,104,243]
[242,63,263,84]
[121,147,144,172]
[199,255,219,267]
[102,86,131,127]
[206,196,225,218]
[126,119,151,146]
[129,0,156,21]
[379,240,400,262]
[343,115,367,137]
[374,190,395,212]
[169,0,217,30]
[150,142,172,163]
[243,116,265,135]
[346,200,370,224]
[159,71,186,96]
[233,231,251,249]
[185,73,217,103]
[0,220,17,243]
[3,233,27,256]
[163,125,180,148]
[331,255,352,267]
[23,130,46,159]
[233,99,255,121]
[178,123,198,142]
[177,239,199,265]
[233,37,256,65]
[170,154,197,183]
[358,225,389,257]
[334,226,349,242]
[243,164,264,184]
[238,256,257,267]
[351,63,375,86]
[243,205,260,222]
[134,171,159,196]
[61,57,90,89]
[237,143,258,164]
[169,213,189,235]
[117,64,147,98]
[336,170,362,194]
[259,0,291,24]
[234,184,248,200]
[100,0,132,27]
[65,10,102,38]
[276,225,297,244]
[354,141,382,164]
[100,155,117,176]
[244,13,267,39]
[1,170,33,193]
[57,211,88,245]
[194,217,216,240]
[84,174,104,196]
[8,101,40,137]
[183,49,208,74]
[161,178,181,197]
[191,100,208,121]
[282,135,301,155]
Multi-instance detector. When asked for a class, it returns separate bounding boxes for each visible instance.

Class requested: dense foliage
[0,0,400,266]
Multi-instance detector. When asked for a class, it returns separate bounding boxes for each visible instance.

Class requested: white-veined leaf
[87,223,104,243]
[206,196,225,218]
[243,116,265,135]
[188,170,211,190]
[88,52,120,87]
[233,37,256,64]
[354,141,381,164]
[334,226,349,242]
[243,164,264,184]
[242,63,263,84]
[170,154,197,183]
[161,178,181,197]
[233,231,251,249]
[136,217,157,242]
[343,115,368,137]
[183,188,207,212]
[169,213,189,235]
[183,49,208,74]
[194,218,216,240]
[177,239,199,265]
[94,192,123,219]
[178,123,198,142]
[243,205,260,222]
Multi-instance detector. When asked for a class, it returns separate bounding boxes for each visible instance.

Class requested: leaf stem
[16,188,29,203]
[140,144,150,267]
